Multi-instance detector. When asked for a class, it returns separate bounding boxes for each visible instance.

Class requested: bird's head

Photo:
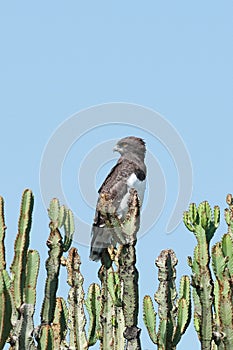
[113,136,146,159]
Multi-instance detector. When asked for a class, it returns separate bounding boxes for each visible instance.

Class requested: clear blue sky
[1,2,233,349]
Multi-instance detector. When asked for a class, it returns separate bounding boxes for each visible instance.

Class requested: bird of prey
[89,136,147,261]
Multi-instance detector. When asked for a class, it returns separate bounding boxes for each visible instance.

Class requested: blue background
[1,2,233,349]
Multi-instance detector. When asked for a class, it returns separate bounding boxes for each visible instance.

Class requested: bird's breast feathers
[117,172,146,217]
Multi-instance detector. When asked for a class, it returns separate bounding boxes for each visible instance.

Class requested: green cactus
[97,262,125,350]
[0,196,6,271]
[24,250,40,306]
[212,241,233,348]
[225,193,233,235]
[0,196,12,349]
[41,198,75,325]
[85,283,101,346]
[66,247,88,350]
[6,188,233,349]
[40,227,63,325]
[143,249,191,350]
[0,269,12,349]
[96,188,141,350]
[37,325,54,350]
[99,264,118,350]
[210,196,233,349]
[118,190,141,350]
[184,201,220,350]
[51,297,68,349]
[10,189,34,310]
[8,190,40,350]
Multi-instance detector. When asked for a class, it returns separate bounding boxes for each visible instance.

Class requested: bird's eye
[121,142,127,147]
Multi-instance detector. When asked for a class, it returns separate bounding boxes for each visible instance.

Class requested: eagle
[89,136,147,261]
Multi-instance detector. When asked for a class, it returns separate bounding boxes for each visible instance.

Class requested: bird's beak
[113,144,120,152]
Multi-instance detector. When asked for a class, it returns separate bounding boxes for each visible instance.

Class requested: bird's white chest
[117,173,146,217]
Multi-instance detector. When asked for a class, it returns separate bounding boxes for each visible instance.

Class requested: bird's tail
[89,226,113,261]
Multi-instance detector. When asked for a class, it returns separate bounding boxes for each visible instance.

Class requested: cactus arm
[114,295,125,350]
[51,297,68,349]
[10,189,34,310]
[0,198,12,349]
[154,249,177,350]
[18,304,36,350]
[96,189,141,349]
[40,228,63,325]
[48,199,74,252]
[57,205,66,228]
[225,194,233,234]
[143,295,157,344]
[0,196,6,271]
[212,240,233,349]
[192,288,201,340]
[117,190,141,350]
[172,275,191,346]
[37,325,54,350]
[97,257,126,350]
[98,264,116,350]
[119,243,141,350]
[85,283,101,346]
[66,248,88,350]
[24,250,40,306]
[0,270,12,349]
[184,201,220,349]
[12,250,40,350]
[47,198,60,224]
[196,227,213,350]
[106,270,121,307]
[143,250,191,349]
[222,234,233,278]
[218,279,233,349]
[63,209,74,252]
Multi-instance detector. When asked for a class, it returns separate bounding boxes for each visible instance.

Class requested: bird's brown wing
[97,158,139,211]
[89,158,139,261]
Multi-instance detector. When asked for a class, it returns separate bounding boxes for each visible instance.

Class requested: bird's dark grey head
[113,136,146,159]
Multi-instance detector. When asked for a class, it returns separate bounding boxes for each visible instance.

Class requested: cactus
[51,297,68,349]
[3,188,233,349]
[0,269,12,349]
[41,199,74,325]
[0,196,6,271]
[210,196,233,349]
[183,197,233,350]
[10,189,34,310]
[97,261,125,350]
[85,283,101,346]
[8,189,40,350]
[0,196,12,349]
[66,247,88,350]
[37,325,54,350]
[96,188,141,350]
[184,201,220,350]
[143,249,191,350]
